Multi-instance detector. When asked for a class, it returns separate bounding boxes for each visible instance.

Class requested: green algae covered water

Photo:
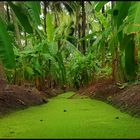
[0,92,140,138]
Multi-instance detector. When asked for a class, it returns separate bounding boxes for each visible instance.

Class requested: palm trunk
[101,6,106,67]
[0,2,6,81]
[6,2,10,22]
[0,1,5,20]
[78,22,81,51]
[81,1,86,55]
[0,61,6,81]
[43,1,47,33]
[75,6,80,50]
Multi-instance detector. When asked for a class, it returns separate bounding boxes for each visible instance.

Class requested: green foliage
[124,2,140,34]
[66,52,97,88]
[3,1,140,87]
[94,2,109,12]
[8,2,33,34]
[25,1,41,27]
[46,13,55,42]
[114,2,131,28]
[114,2,131,44]
[0,17,15,69]
[124,34,136,81]
[11,38,66,86]
[48,41,58,55]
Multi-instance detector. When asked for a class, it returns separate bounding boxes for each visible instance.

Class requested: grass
[0,91,140,138]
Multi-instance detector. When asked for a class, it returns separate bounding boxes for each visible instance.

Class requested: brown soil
[0,78,73,117]
[2,76,140,118]
[77,78,140,117]
[0,79,49,116]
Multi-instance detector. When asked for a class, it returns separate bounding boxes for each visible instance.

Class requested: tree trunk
[0,1,5,20]
[101,6,106,67]
[43,1,47,33]
[0,2,6,81]
[6,2,10,22]
[78,23,81,51]
[75,6,80,50]
[0,61,6,81]
[81,1,86,55]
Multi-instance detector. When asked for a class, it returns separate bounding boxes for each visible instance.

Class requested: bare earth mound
[0,79,48,116]
[78,78,140,117]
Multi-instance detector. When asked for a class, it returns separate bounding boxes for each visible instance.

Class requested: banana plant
[0,16,15,69]
[8,1,42,37]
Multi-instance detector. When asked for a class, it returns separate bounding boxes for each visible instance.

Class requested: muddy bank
[78,79,140,117]
[0,79,48,116]
[0,78,74,116]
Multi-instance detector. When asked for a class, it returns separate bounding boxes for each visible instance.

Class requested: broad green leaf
[113,2,131,48]
[94,2,108,12]
[61,39,81,55]
[114,2,131,28]
[25,1,41,26]
[48,41,58,55]
[25,66,34,76]
[55,52,66,85]
[0,17,15,69]
[92,27,111,46]
[46,13,54,42]
[8,2,33,34]
[124,2,140,34]
[106,9,112,15]
[33,59,42,75]
[125,34,136,80]
[42,53,55,61]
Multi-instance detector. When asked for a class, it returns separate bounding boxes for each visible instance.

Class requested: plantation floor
[0,92,140,139]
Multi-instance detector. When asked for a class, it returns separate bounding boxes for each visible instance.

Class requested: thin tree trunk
[101,6,106,67]
[0,61,6,81]
[78,23,81,51]
[0,1,5,20]
[6,2,10,22]
[0,2,6,81]
[75,7,80,49]
[81,1,86,55]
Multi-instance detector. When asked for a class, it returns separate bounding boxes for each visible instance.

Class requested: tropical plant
[0,1,140,91]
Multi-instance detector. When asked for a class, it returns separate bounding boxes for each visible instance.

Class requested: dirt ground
[77,78,140,117]
[1,77,140,118]
[0,79,64,116]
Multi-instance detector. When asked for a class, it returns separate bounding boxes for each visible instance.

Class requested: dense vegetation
[0,1,140,90]
[1,1,140,138]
